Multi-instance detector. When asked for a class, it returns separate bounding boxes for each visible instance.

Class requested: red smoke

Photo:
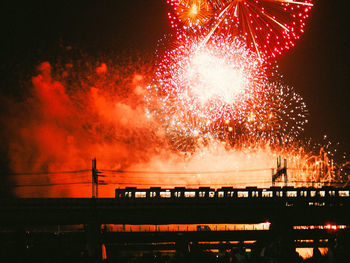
[5,60,340,197]
[6,60,167,197]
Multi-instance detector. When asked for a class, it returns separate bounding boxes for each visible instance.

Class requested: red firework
[167,0,313,59]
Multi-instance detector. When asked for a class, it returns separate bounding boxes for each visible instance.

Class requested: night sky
[1,1,349,195]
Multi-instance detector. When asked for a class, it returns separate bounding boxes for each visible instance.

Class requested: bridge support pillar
[267,219,301,261]
[86,220,102,261]
[175,238,190,255]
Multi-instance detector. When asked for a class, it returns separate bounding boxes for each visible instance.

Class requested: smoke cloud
[4,60,170,197]
[2,59,339,197]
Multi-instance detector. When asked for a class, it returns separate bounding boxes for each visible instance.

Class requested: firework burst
[168,0,313,59]
[167,0,213,28]
[244,83,308,144]
[146,32,310,152]
[148,35,269,151]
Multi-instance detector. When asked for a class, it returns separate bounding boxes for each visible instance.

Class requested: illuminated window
[135,192,146,198]
[287,191,297,197]
[252,191,258,197]
[238,191,248,198]
[199,191,206,198]
[218,191,224,198]
[329,191,336,197]
[262,191,273,197]
[319,191,325,197]
[300,191,307,197]
[209,191,215,198]
[184,191,196,198]
[125,192,132,198]
[150,192,157,198]
[160,191,171,198]
[339,191,349,197]
[175,192,182,198]
[276,191,283,197]
[310,191,316,197]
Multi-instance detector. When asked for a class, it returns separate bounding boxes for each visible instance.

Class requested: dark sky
[1,0,349,158]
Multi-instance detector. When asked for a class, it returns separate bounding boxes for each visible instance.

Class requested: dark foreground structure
[1,186,350,262]
[1,228,350,263]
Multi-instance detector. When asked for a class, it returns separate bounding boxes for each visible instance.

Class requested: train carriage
[115,186,350,201]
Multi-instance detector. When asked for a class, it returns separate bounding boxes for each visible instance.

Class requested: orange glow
[169,0,213,27]
[106,223,270,232]
[7,61,345,197]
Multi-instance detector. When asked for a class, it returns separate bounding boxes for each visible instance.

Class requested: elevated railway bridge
[1,186,350,259]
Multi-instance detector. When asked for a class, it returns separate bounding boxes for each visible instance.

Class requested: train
[115,186,350,199]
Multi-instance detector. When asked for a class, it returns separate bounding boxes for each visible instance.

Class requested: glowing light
[168,0,313,59]
[168,0,213,27]
[149,35,267,125]
[9,1,350,199]
[187,49,246,104]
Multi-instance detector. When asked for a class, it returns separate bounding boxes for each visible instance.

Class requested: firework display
[7,1,350,198]
[154,0,314,151]
[147,30,309,150]
[150,36,266,119]
[145,0,347,186]
[168,0,313,59]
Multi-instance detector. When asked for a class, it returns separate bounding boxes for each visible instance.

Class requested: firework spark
[168,0,313,59]
[245,83,308,144]
[167,0,213,27]
[147,30,311,153]
[147,35,269,149]
[152,35,267,117]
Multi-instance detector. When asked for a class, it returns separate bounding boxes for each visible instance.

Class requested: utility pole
[88,158,108,261]
[92,158,98,198]
[91,158,107,198]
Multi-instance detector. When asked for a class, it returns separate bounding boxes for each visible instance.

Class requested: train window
[310,191,316,197]
[209,191,215,198]
[329,191,336,197]
[135,192,146,198]
[319,191,325,197]
[184,191,196,198]
[300,191,307,197]
[199,191,206,198]
[276,191,283,197]
[150,192,157,198]
[286,191,297,197]
[238,191,248,198]
[252,191,259,197]
[339,191,349,197]
[218,191,224,198]
[174,191,182,198]
[160,191,171,198]
[262,191,273,197]
[125,192,132,198]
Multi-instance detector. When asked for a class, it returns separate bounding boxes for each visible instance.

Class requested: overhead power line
[12,182,91,188]
[101,168,274,174]
[6,169,90,176]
